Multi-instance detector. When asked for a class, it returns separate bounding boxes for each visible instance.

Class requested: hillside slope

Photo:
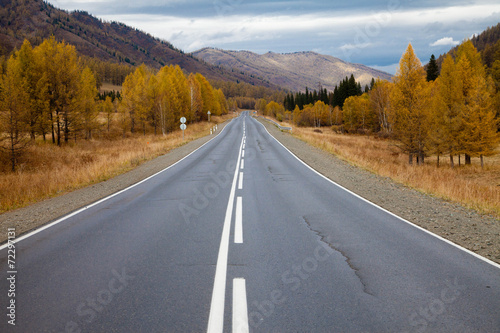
[193,48,392,92]
[0,0,273,86]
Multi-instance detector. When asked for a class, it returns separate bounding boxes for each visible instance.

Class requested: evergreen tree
[426,54,439,81]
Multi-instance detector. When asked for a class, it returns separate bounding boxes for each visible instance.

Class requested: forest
[0,37,228,172]
[260,40,500,167]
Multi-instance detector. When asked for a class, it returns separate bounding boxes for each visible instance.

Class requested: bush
[331,125,344,134]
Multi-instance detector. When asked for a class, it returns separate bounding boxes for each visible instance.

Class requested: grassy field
[0,114,235,213]
[269,118,500,219]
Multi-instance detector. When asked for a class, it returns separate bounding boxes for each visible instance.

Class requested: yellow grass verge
[266,117,500,219]
[0,114,235,213]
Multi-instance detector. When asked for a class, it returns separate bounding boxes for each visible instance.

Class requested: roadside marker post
[180,117,186,140]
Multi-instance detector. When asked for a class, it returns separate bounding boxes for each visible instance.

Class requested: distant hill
[192,48,392,92]
[0,0,274,87]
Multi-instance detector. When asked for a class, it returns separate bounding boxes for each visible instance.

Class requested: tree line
[119,64,228,136]
[260,40,499,167]
[0,37,228,172]
[283,75,373,112]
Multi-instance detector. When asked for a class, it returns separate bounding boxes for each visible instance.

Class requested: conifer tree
[434,55,463,167]
[390,43,431,165]
[455,40,493,165]
[426,54,439,81]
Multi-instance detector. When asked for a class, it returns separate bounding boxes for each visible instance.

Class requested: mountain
[0,0,274,87]
[192,48,392,92]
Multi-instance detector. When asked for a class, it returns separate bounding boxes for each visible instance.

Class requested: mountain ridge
[0,0,274,87]
[193,47,393,92]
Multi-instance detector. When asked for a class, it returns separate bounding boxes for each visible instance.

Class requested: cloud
[340,43,372,51]
[48,0,500,68]
[430,37,460,47]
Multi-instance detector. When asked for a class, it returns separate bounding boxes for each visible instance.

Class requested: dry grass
[99,82,122,93]
[0,114,235,213]
[267,117,500,218]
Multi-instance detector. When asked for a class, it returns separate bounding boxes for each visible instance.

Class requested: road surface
[1,111,499,332]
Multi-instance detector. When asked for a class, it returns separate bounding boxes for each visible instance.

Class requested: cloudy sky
[48,0,500,74]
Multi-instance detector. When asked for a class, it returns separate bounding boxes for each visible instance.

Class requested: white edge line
[207,134,244,333]
[253,117,500,270]
[232,278,249,333]
[0,119,234,251]
[235,197,243,244]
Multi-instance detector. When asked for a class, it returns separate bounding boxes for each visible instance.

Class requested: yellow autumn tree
[0,52,30,171]
[121,64,152,134]
[265,101,284,118]
[454,40,498,166]
[14,40,38,140]
[79,67,99,139]
[312,100,330,127]
[390,43,431,165]
[35,37,82,145]
[458,71,499,168]
[215,89,228,115]
[369,80,392,135]
[433,54,463,167]
[101,96,114,133]
[196,73,217,119]
[188,73,203,122]
[158,66,178,134]
[172,65,191,121]
[255,99,267,115]
[343,94,373,133]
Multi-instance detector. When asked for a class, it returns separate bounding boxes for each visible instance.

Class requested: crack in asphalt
[300,215,375,297]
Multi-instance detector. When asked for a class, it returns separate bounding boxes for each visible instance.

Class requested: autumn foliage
[266,41,499,167]
[0,38,228,172]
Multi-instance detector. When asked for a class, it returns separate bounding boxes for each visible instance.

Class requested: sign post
[207,111,211,122]
[180,117,186,140]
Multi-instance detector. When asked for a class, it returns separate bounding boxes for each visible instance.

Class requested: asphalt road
[1,111,499,332]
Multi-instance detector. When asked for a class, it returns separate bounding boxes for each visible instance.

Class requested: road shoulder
[257,117,500,264]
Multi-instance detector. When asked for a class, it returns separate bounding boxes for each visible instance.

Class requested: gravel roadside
[0,120,232,244]
[257,117,500,265]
